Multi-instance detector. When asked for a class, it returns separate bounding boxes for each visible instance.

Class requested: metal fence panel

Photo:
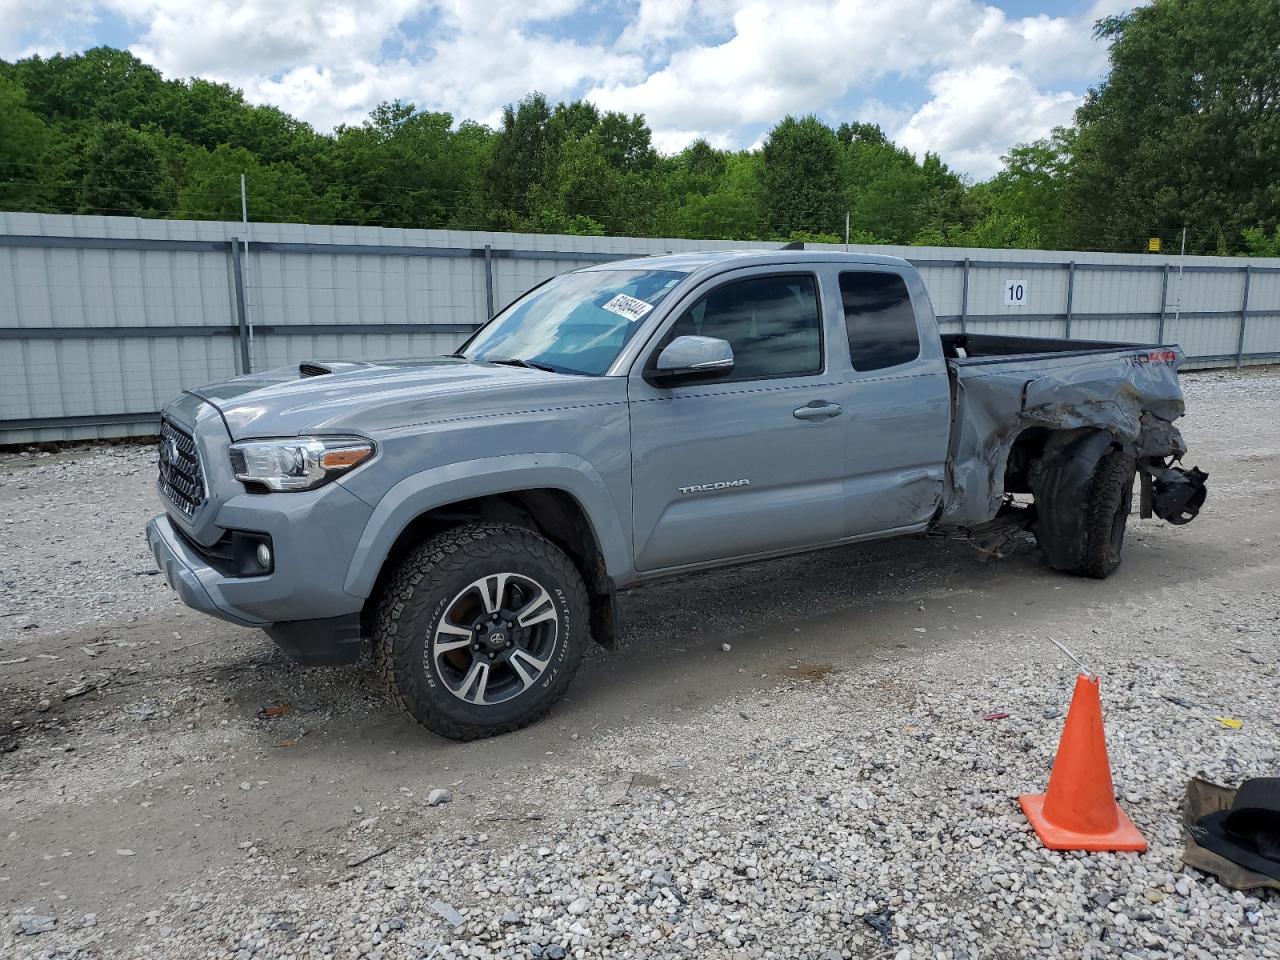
[1073,269,1164,315]
[1070,316,1161,344]
[1250,271,1280,310]
[2,212,1279,444]
[1242,314,1280,357]
[1163,314,1240,361]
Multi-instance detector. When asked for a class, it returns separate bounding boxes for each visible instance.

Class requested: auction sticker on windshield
[601,293,654,322]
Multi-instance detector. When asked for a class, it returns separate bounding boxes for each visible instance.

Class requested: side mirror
[651,335,734,383]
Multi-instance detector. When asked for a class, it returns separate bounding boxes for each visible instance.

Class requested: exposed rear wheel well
[1003,426,1053,494]
[364,489,617,647]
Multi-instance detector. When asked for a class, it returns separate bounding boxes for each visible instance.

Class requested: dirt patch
[771,660,838,681]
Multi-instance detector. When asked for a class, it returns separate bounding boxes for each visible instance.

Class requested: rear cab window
[840,271,921,372]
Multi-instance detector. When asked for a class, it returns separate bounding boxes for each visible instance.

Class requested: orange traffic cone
[1019,673,1147,852]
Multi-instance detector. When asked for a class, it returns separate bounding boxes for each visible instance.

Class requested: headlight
[228,437,375,491]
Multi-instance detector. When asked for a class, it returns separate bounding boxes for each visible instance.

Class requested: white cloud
[74,0,643,131]
[1,0,1119,177]
[0,0,99,59]
[410,18,642,128]
[590,0,1108,176]
[650,126,738,153]
[617,0,694,49]
[107,0,423,80]
[894,65,1079,179]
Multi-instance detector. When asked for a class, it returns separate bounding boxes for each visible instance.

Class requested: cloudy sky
[1,0,1125,179]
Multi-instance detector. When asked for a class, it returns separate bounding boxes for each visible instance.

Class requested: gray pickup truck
[146,250,1206,739]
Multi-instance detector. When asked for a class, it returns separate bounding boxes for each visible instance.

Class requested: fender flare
[1029,429,1116,570]
[341,453,631,600]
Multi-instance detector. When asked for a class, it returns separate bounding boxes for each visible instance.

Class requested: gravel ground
[1,368,1278,960]
[0,443,174,640]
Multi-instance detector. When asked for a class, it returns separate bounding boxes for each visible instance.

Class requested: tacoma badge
[678,479,751,495]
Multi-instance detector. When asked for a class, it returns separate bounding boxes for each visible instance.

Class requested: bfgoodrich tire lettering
[373,522,588,740]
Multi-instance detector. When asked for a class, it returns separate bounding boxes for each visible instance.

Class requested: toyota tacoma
[146,250,1206,739]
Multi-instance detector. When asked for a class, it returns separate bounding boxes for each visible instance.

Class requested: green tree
[954,209,1042,249]
[1240,225,1280,256]
[25,34,1278,254]
[679,139,726,181]
[175,143,343,222]
[594,110,656,172]
[539,131,617,232]
[324,102,489,228]
[911,152,980,243]
[1071,0,1280,253]
[836,121,888,146]
[0,76,52,209]
[484,93,557,227]
[975,129,1075,249]
[760,115,842,237]
[10,47,167,126]
[841,136,928,243]
[78,122,174,216]
[667,150,764,239]
[160,79,324,166]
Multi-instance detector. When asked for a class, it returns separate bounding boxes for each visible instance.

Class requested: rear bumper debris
[1140,463,1208,525]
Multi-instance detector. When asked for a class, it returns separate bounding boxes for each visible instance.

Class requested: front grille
[158,418,206,517]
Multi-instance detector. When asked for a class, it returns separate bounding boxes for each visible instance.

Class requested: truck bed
[938,333,1188,526]
[941,332,1161,364]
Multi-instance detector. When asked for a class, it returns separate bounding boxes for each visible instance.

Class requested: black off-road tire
[372,522,589,740]
[1072,447,1138,579]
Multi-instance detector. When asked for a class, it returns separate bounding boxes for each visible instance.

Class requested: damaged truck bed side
[938,333,1207,574]
[147,250,1207,739]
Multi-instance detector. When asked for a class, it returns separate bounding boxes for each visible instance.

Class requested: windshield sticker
[601,293,654,322]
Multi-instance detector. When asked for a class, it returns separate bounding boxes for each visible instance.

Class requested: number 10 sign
[1003,280,1027,306]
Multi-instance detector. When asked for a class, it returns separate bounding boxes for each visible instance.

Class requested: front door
[628,269,851,572]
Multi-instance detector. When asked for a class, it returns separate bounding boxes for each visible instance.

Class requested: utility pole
[1173,225,1187,325]
[844,211,850,251]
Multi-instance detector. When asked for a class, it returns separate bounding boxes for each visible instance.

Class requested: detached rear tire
[373,522,588,740]
[1074,447,1137,579]
[1034,445,1136,579]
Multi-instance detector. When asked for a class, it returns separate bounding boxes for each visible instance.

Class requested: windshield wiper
[488,357,560,373]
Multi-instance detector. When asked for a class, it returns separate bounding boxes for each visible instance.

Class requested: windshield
[461,269,687,375]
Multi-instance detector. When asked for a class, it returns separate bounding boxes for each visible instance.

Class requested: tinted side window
[665,274,822,381]
[840,271,920,372]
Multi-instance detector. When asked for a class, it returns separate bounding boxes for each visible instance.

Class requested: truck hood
[184,357,605,439]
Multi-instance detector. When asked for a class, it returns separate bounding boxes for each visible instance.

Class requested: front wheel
[373,522,589,740]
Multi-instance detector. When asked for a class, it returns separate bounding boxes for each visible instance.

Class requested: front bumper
[146,515,267,628]
[147,515,367,665]
[147,472,376,664]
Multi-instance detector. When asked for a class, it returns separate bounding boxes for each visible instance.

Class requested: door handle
[792,401,842,421]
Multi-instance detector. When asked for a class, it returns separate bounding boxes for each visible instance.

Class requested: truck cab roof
[581,249,913,276]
